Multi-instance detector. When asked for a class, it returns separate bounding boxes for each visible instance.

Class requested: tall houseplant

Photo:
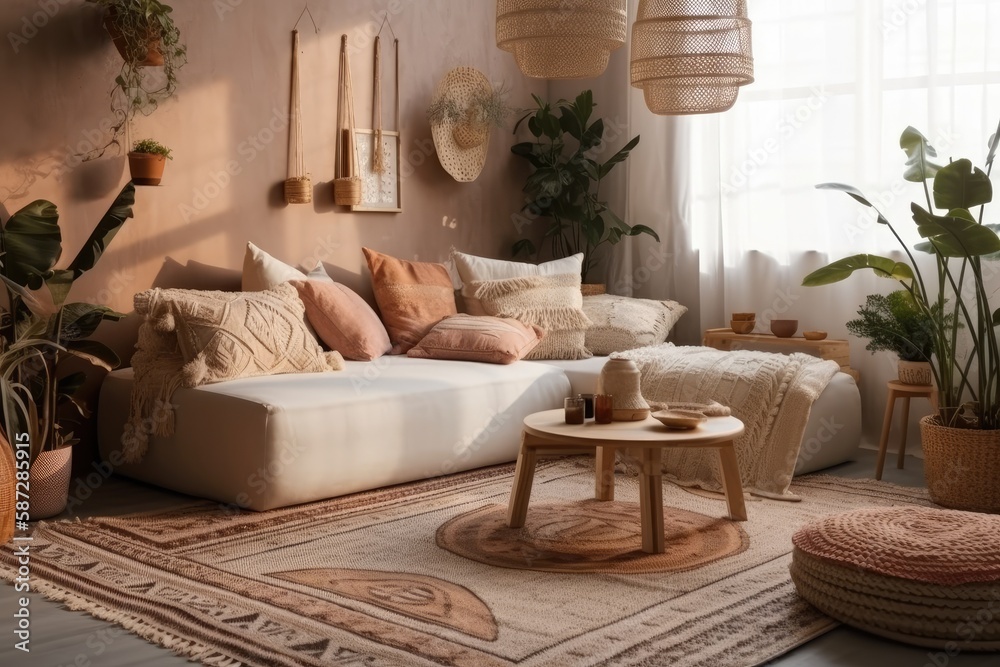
[88,0,186,157]
[0,183,135,517]
[804,124,1000,512]
[510,90,660,284]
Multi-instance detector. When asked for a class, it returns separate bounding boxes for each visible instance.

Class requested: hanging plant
[86,0,187,158]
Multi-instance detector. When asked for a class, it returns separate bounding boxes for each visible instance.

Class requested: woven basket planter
[284,177,312,205]
[920,416,1000,514]
[28,447,73,520]
[334,178,362,206]
[897,360,932,386]
[580,283,606,296]
[0,435,14,544]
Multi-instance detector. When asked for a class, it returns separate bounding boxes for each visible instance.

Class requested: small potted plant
[128,138,172,185]
[427,82,513,149]
[88,0,186,156]
[845,290,942,385]
[509,90,660,289]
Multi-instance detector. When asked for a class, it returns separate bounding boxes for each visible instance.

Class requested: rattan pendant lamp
[496,0,628,79]
[630,0,753,115]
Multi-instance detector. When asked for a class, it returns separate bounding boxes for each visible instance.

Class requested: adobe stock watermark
[7,0,74,54]
[178,106,289,221]
[883,0,926,37]
[722,86,830,194]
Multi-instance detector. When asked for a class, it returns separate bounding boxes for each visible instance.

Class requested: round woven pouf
[790,506,1000,650]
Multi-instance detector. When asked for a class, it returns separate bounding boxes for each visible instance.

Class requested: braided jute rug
[0,457,933,667]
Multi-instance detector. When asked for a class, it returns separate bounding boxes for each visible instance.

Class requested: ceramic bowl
[770,319,798,338]
[731,312,756,321]
[730,319,755,334]
[652,409,708,430]
[803,330,828,341]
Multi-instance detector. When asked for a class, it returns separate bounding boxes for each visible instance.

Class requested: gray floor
[0,449,995,667]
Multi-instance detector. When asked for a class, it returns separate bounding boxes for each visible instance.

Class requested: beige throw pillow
[407,314,544,364]
[451,250,584,315]
[473,273,592,360]
[242,241,334,291]
[583,294,688,355]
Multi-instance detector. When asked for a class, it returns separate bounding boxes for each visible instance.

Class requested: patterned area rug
[0,457,932,667]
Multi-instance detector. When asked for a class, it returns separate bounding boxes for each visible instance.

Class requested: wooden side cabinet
[702,328,859,382]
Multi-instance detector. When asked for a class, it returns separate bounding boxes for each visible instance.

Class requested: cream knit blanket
[614,344,840,499]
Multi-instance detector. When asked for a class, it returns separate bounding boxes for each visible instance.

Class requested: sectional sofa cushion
[473,273,592,360]
[363,248,458,354]
[582,294,688,355]
[451,250,584,314]
[407,314,544,364]
[125,284,344,462]
[241,241,333,291]
[289,280,391,361]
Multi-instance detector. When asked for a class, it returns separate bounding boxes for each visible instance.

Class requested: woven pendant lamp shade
[631,0,753,115]
[496,0,628,79]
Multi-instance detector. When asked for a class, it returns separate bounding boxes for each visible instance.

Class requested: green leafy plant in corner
[510,90,660,283]
[804,123,1000,429]
[846,290,945,361]
[0,182,136,463]
[131,138,172,159]
[86,0,187,158]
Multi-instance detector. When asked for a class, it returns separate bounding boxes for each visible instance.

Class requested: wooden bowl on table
[803,330,828,341]
[730,320,755,334]
[770,319,798,338]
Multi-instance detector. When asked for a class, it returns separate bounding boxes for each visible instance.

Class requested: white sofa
[98,356,861,510]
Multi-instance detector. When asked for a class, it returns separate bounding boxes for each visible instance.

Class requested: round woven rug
[436,500,748,574]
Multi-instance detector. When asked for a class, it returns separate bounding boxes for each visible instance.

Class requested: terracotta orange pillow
[407,314,544,364]
[362,248,458,354]
[288,280,391,361]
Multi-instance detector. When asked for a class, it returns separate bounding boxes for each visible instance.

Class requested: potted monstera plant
[510,90,660,290]
[0,182,135,519]
[804,124,1000,513]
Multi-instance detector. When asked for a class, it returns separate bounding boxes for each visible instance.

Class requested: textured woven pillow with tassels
[473,273,592,360]
[123,283,343,462]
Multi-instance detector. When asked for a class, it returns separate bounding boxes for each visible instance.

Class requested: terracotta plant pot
[920,416,1000,514]
[128,152,167,186]
[103,8,164,66]
[898,360,932,386]
[581,283,606,297]
[28,447,73,520]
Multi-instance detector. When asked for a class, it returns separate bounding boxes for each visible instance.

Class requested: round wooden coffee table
[507,409,747,554]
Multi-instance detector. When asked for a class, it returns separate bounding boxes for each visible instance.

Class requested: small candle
[578,393,595,419]
[595,394,614,424]
[564,397,585,424]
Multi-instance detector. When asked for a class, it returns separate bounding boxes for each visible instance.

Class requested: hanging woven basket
[0,433,15,544]
[631,0,754,115]
[334,35,363,206]
[496,0,627,79]
[284,30,312,204]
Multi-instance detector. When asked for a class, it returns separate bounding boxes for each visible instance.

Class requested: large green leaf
[579,118,604,152]
[900,126,943,182]
[802,254,915,286]
[629,224,661,242]
[572,89,594,130]
[993,308,1000,327]
[60,303,125,341]
[932,158,993,210]
[815,183,889,224]
[1,200,62,289]
[62,339,120,371]
[559,107,583,141]
[67,182,135,279]
[911,203,1000,257]
[599,135,640,179]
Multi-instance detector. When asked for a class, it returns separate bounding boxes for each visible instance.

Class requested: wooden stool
[875,380,936,480]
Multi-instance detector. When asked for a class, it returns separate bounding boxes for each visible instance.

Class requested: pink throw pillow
[407,314,544,365]
[289,280,391,361]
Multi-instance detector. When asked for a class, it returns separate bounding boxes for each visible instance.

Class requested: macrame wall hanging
[284,6,318,204]
[334,34,362,206]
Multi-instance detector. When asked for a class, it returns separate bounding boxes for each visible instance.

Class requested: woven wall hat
[430,67,493,182]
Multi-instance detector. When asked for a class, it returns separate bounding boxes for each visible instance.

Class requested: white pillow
[241,241,334,291]
[582,294,687,355]
[451,250,584,315]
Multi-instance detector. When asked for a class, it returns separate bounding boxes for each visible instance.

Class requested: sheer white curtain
[615,0,1000,446]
